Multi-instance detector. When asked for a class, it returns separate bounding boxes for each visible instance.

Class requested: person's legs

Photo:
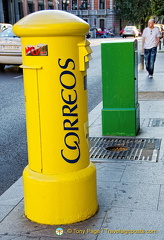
[144,48,151,75]
[149,47,157,76]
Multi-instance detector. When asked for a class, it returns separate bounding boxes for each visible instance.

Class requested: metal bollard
[159,40,161,50]
[13,10,98,225]
[140,52,144,70]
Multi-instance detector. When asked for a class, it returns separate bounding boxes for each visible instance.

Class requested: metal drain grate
[148,118,164,127]
[89,137,161,162]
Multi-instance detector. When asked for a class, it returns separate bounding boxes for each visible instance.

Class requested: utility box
[101,39,140,136]
[13,10,98,225]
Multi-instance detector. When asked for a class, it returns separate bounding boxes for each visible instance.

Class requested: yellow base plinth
[23,163,98,225]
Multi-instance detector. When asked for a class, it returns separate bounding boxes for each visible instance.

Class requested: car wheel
[0,64,5,72]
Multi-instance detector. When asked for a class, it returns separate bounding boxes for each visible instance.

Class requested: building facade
[0,0,120,34]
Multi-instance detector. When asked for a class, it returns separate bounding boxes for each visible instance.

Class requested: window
[99,0,105,9]
[72,0,77,10]
[28,3,34,13]
[80,0,88,10]
[0,27,18,38]
[62,0,69,10]
[38,4,44,10]
[18,2,24,19]
[48,5,54,9]
[100,19,105,30]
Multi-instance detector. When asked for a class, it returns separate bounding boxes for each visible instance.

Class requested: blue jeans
[144,47,157,75]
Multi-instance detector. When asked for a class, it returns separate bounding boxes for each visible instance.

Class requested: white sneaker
[149,75,153,78]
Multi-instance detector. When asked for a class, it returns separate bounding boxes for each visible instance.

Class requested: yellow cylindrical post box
[13,10,98,225]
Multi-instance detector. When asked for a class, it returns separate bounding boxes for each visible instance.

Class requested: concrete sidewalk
[0,45,164,240]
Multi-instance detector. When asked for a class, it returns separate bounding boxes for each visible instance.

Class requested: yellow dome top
[13,10,89,37]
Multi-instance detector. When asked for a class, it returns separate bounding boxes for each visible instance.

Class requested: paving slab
[0,201,104,240]
[97,208,163,240]
[98,181,160,210]
[121,162,164,184]
[157,184,164,212]
[96,163,126,183]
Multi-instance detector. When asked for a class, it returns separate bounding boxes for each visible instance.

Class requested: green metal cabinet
[101,39,140,136]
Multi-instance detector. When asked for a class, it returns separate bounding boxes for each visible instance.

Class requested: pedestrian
[108,28,114,37]
[142,19,161,78]
[102,28,108,38]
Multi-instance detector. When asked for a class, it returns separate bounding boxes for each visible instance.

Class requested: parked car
[0,27,22,71]
[89,27,105,38]
[122,26,139,38]
[0,23,12,32]
[119,29,124,36]
[137,29,142,36]
[96,28,104,37]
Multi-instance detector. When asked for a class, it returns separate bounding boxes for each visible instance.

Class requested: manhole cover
[106,146,129,151]
[89,137,161,162]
